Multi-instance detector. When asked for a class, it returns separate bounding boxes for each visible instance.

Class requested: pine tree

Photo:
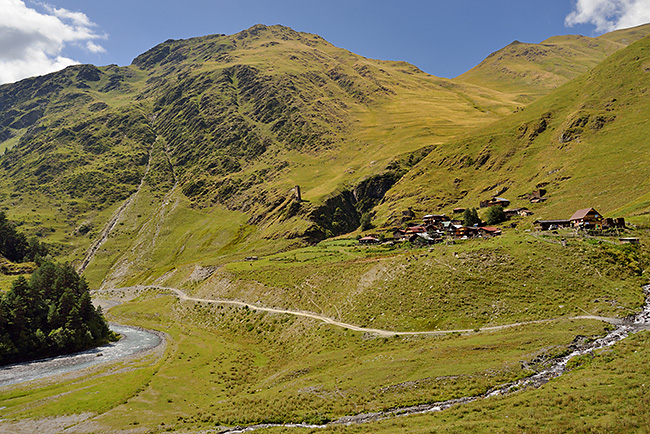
[0,261,116,364]
[462,207,480,226]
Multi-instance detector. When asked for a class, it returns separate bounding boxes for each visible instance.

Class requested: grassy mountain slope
[375,33,650,226]
[132,25,515,221]
[2,25,650,434]
[454,23,650,102]
[0,25,517,274]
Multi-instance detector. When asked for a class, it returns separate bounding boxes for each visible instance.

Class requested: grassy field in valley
[0,286,612,432]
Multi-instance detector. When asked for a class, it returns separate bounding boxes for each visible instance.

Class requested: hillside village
[359,196,630,246]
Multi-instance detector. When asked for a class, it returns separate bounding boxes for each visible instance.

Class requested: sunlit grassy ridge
[376,33,650,226]
[455,23,650,102]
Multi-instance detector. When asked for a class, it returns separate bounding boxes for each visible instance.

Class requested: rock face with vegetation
[0,261,115,364]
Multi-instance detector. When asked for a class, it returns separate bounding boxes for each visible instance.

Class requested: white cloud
[565,0,650,33]
[0,0,106,84]
[86,41,106,54]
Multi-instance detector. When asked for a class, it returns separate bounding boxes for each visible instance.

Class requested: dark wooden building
[534,219,571,231]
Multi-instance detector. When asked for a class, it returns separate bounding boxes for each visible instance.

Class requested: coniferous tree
[0,262,116,364]
[462,208,481,227]
[0,211,49,264]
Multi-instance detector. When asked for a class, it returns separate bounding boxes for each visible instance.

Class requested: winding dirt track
[122,285,624,336]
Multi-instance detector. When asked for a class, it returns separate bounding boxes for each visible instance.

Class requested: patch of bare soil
[0,413,93,434]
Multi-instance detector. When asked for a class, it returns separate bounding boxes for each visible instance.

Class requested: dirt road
[112,285,625,337]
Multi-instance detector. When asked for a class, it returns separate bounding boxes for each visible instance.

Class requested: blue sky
[1,0,650,84]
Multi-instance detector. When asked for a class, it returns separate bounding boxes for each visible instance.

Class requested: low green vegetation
[0,288,609,432]
[484,205,506,225]
[301,330,650,434]
[0,211,49,265]
[0,262,116,364]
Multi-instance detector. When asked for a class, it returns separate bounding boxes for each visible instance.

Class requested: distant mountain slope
[0,65,152,208]
[454,23,650,102]
[0,24,516,255]
[375,33,650,224]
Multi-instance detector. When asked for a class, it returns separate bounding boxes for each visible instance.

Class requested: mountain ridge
[454,22,650,102]
[0,24,517,260]
[1,24,649,283]
[375,32,650,225]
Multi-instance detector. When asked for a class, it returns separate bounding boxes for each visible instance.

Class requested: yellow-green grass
[280,330,650,434]
[191,230,647,333]
[0,134,22,154]
[375,34,650,227]
[148,27,518,206]
[0,274,27,291]
[158,28,515,174]
[82,186,266,289]
[455,23,650,102]
[0,289,609,432]
[0,191,105,259]
[0,350,162,420]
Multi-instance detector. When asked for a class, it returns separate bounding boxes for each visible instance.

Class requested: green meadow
[0,285,611,432]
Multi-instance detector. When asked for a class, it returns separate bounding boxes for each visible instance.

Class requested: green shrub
[484,205,506,225]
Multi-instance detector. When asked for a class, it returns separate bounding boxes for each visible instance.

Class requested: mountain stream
[218,284,650,433]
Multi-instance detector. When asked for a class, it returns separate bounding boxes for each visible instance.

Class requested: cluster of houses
[358,202,631,246]
[359,208,505,246]
[533,207,625,231]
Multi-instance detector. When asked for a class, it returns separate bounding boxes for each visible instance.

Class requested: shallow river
[0,325,162,387]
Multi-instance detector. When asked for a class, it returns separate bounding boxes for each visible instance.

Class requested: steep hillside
[455,23,650,102]
[376,34,650,225]
[0,24,516,279]
[127,25,515,228]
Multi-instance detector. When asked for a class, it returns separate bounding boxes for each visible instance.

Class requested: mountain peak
[131,24,328,69]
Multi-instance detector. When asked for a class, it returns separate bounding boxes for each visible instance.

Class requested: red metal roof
[405,227,427,233]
